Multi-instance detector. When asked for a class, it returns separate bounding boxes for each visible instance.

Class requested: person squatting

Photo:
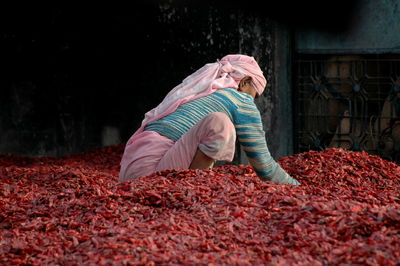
[119,54,300,185]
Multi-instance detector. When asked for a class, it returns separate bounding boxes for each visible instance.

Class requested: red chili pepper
[0,145,399,264]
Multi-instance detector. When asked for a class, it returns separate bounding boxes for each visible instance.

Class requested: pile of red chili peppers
[1,146,399,265]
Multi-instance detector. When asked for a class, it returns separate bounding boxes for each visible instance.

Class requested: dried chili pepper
[1,146,399,265]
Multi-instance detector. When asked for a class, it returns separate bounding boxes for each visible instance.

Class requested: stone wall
[1,2,279,159]
[1,0,359,160]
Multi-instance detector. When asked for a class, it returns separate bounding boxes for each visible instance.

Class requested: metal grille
[294,54,400,163]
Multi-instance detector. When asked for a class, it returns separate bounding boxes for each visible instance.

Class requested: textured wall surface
[1,2,280,159]
[296,0,400,53]
[1,1,359,161]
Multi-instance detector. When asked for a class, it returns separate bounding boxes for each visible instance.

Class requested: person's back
[145,88,250,141]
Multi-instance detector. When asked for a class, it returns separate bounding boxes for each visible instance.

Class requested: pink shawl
[125,54,266,147]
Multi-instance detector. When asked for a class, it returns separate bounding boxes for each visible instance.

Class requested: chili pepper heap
[0,146,399,265]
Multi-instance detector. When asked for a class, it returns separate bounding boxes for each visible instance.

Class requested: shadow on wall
[0,1,361,157]
[1,2,276,157]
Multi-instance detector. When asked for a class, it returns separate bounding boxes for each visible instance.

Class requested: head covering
[218,54,266,96]
[127,54,266,144]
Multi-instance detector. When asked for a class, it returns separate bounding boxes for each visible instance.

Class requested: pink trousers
[119,112,236,181]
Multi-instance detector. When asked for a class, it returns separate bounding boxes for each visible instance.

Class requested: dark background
[0,1,360,156]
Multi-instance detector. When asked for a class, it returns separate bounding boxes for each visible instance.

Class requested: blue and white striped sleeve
[233,101,300,185]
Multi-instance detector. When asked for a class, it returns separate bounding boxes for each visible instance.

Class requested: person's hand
[269,171,300,185]
[280,173,300,185]
[288,176,301,185]
[263,165,301,185]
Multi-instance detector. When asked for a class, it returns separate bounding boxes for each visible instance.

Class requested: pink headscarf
[126,54,266,145]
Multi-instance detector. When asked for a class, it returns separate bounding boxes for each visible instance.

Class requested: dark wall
[1,1,361,157]
[1,2,276,156]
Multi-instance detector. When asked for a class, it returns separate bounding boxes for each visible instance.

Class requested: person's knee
[198,112,236,161]
[203,112,235,136]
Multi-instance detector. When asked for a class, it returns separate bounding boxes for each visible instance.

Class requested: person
[119,54,300,185]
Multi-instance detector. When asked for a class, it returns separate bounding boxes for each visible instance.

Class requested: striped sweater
[145,88,299,185]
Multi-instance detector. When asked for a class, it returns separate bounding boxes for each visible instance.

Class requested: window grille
[294,54,400,163]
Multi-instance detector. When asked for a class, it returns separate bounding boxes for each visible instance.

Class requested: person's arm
[234,101,300,185]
